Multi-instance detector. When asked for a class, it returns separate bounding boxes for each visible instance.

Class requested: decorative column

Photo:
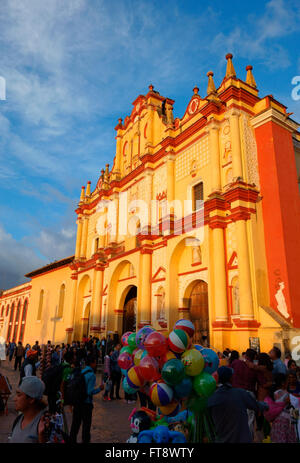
[65,273,78,344]
[90,263,104,337]
[229,110,244,179]
[75,217,83,259]
[80,215,89,258]
[137,246,152,328]
[235,218,255,320]
[208,120,221,192]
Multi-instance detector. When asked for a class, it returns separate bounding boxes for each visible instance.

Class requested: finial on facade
[80,186,85,202]
[245,65,257,88]
[86,181,91,196]
[225,53,236,78]
[207,71,217,95]
[148,84,154,92]
[193,86,199,95]
[118,118,123,127]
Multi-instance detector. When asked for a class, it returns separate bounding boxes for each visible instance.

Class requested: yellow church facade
[1,54,300,355]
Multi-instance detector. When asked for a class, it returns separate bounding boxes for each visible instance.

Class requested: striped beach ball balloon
[158,400,181,417]
[174,319,195,338]
[168,329,190,354]
[127,366,145,389]
[150,381,174,406]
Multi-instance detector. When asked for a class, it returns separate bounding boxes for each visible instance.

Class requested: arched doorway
[82,301,91,340]
[189,280,209,346]
[122,286,137,333]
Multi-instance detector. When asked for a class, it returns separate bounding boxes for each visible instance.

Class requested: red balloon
[144,332,168,357]
[139,355,161,381]
[118,352,133,370]
[212,371,219,383]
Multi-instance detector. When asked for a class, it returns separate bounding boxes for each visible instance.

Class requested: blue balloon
[174,376,193,399]
[201,348,219,374]
[122,376,138,394]
[194,344,204,352]
[121,368,128,376]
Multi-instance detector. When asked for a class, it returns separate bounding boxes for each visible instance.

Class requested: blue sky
[0,0,299,289]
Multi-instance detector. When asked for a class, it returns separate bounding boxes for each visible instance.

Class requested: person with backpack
[69,354,104,443]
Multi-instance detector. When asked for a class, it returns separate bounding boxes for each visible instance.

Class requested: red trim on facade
[232,319,261,328]
[178,267,208,277]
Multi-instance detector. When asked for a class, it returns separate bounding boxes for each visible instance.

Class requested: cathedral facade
[1,54,300,354]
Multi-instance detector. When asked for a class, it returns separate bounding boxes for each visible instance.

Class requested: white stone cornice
[250,107,299,133]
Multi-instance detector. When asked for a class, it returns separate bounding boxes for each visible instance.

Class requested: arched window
[1,306,4,317]
[231,276,240,315]
[6,303,15,341]
[19,300,28,343]
[57,284,65,318]
[37,290,44,321]
[12,300,21,342]
[6,305,9,317]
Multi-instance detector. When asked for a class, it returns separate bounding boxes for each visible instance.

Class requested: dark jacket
[110,350,121,374]
[207,384,260,443]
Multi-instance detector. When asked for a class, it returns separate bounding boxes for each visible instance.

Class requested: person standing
[8,342,16,362]
[19,350,38,386]
[14,342,25,371]
[269,347,287,378]
[100,337,106,364]
[69,355,104,443]
[109,344,122,400]
[207,366,268,443]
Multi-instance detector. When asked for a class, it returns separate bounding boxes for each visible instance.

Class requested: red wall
[255,120,300,326]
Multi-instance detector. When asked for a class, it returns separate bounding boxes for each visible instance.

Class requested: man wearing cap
[19,349,38,386]
[10,376,48,443]
[207,366,268,443]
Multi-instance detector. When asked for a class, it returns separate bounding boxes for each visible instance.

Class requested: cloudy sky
[0,0,299,289]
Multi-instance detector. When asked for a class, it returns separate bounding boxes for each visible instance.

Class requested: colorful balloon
[123,376,138,395]
[186,391,208,414]
[174,319,195,338]
[133,348,148,366]
[127,365,145,389]
[156,350,176,369]
[135,326,155,349]
[161,359,185,386]
[168,329,190,354]
[121,331,133,346]
[193,371,216,398]
[139,355,161,381]
[150,381,174,406]
[158,400,181,417]
[174,376,193,399]
[120,345,135,355]
[127,332,137,350]
[144,332,168,357]
[118,352,133,370]
[201,348,220,374]
[194,344,204,352]
[181,349,205,376]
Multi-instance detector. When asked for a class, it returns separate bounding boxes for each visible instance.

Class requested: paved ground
[0,359,136,443]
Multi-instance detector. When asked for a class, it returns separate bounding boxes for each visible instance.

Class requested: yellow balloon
[134,348,146,366]
[181,348,205,376]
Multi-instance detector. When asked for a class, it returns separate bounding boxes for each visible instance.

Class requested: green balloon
[161,359,185,386]
[127,332,137,350]
[193,371,216,398]
[120,345,134,355]
[186,391,207,414]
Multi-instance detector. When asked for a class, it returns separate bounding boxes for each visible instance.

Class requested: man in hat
[207,366,268,443]
[10,376,48,443]
[19,349,38,386]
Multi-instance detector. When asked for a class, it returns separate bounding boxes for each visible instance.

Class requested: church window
[37,290,44,321]
[57,284,65,318]
[19,300,28,343]
[12,300,21,342]
[7,303,15,341]
[193,182,203,211]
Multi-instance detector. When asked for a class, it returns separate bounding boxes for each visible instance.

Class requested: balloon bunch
[119,320,220,442]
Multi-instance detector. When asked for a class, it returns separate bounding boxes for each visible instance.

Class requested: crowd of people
[1,338,300,443]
